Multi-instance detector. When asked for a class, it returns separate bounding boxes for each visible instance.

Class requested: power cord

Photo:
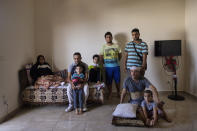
[2,95,9,117]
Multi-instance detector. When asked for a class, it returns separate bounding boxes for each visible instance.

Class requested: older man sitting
[120,66,161,124]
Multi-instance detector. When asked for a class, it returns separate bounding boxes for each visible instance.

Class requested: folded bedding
[34,75,64,89]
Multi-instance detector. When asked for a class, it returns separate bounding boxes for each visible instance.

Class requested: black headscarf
[30,55,53,84]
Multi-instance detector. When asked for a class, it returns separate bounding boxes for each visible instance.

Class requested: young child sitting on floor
[141,90,171,126]
[71,64,85,115]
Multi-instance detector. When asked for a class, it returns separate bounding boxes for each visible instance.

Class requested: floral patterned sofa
[20,64,105,105]
[20,64,68,105]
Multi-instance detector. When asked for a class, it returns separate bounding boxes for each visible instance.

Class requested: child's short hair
[104,32,112,38]
[76,64,83,70]
[93,54,99,60]
[144,90,153,96]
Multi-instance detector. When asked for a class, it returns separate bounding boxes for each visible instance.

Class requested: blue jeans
[73,89,83,109]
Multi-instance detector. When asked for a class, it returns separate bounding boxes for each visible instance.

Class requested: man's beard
[75,61,81,64]
[132,76,139,80]
[134,38,140,41]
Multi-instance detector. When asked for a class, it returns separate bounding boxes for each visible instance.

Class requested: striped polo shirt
[125,41,148,69]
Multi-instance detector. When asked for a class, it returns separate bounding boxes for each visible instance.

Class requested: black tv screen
[155,40,181,56]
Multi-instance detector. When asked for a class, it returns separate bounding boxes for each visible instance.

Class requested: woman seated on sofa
[30,55,53,85]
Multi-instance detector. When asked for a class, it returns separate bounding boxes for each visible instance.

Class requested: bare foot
[161,113,172,122]
[150,120,156,127]
[75,109,79,115]
[78,109,83,115]
[164,117,172,123]
[145,119,151,127]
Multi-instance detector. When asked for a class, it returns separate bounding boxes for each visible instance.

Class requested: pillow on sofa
[54,69,67,80]
[112,103,138,118]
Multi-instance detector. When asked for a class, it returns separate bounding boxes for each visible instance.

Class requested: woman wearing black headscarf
[30,55,53,84]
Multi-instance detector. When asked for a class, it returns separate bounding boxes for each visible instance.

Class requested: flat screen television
[155,40,181,56]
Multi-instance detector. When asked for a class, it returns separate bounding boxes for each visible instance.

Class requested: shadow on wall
[114,32,129,85]
[114,32,129,50]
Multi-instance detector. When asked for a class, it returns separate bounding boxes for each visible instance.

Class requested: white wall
[35,0,185,92]
[185,0,197,96]
[34,0,53,65]
[0,0,35,120]
[1,0,194,121]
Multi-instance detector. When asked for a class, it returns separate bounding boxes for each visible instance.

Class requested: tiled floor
[0,92,197,131]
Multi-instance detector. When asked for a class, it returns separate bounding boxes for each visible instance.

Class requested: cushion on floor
[112,104,145,127]
[112,103,137,118]
[112,116,145,127]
